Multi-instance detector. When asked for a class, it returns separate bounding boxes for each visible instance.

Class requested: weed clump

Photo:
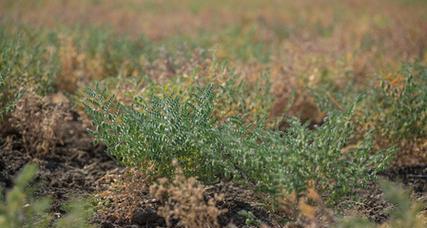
[9,91,70,155]
[95,164,225,227]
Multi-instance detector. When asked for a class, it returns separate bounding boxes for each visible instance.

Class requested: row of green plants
[0,24,271,75]
[0,24,271,118]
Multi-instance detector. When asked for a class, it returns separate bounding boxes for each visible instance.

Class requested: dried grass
[9,90,71,155]
[95,161,226,227]
[150,161,226,228]
[56,35,105,93]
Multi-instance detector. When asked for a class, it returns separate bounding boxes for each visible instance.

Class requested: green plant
[54,200,94,228]
[84,84,392,204]
[381,181,427,228]
[213,25,272,63]
[278,112,392,201]
[0,164,93,228]
[222,103,393,202]
[84,84,229,180]
[0,164,51,228]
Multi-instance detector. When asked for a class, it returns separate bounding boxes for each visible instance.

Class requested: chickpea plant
[84,83,393,204]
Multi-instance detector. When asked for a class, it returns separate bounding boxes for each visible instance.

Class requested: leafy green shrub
[0,164,93,228]
[84,84,229,181]
[84,84,392,203]
[276,113,391,201]
[219,104,392,201]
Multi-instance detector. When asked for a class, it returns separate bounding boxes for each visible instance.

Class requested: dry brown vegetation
[9,91,71,155]
[95,163,226,227]
[150,161,226,228]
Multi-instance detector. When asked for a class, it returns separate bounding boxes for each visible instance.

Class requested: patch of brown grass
[95,162,226,227]
[150,161,226,228]
[9,90,71,155]
[393,139,427,167]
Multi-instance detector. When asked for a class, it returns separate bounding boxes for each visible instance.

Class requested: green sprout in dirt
[0,164,51,228]
[0,164,93,228]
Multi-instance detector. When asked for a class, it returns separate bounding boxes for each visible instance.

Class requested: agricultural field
[0,0,427,227]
